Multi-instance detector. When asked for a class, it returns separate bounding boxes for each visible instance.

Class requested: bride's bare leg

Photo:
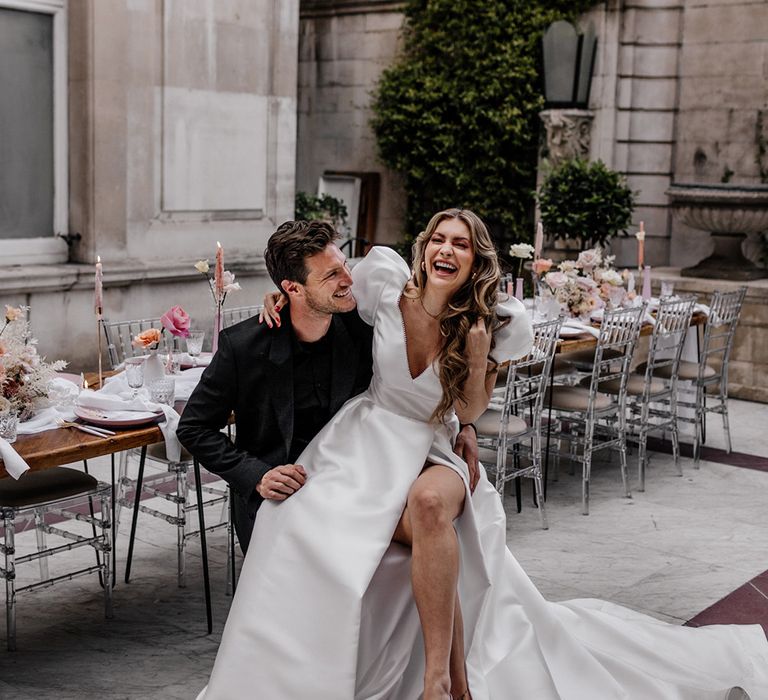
[449,597,471,699]
[392,464,466,700]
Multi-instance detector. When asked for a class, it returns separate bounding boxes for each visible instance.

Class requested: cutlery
[56,419,116,438]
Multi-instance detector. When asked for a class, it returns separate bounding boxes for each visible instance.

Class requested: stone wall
[1,0,298,369]
[588,0,768,270]
[297,0,406,245]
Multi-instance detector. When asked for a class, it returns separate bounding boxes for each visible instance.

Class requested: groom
[177,220,478,552]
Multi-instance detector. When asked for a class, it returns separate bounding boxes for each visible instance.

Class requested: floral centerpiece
[131,306,191,380]
[0,305,67,420]
[537,248,637,320]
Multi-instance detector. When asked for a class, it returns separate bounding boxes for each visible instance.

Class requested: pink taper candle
[636,221,645,271]
[215,241,224,298]
[94,255,103,315]
[534,221,544,261]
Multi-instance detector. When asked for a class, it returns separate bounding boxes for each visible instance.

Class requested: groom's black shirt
[177,310,372,552]
[290,325,333,462]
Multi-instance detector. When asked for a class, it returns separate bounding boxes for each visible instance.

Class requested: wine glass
[186,330,206,367]
[124,357,145,398]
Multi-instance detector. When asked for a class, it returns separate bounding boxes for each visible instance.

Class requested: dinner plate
[74,406,164,428]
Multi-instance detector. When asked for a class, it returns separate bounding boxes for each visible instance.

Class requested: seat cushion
[475,410,528,438]
[636,360,716,381]
[579,374,667,396]
[0,467,98,508]
[146,442,193,463]
[562,347,622,371]
[545,386,613,411]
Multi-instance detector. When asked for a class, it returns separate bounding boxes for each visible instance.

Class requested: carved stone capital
[539,108,594,166]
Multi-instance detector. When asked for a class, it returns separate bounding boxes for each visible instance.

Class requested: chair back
[100,317,172,370]
[493,317,563,446]
[222,305,263,328]
[586,305,645,408]
[643,295,696,395]
[700,287,746,385]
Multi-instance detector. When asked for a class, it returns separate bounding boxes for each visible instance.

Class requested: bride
[197,209,768,700]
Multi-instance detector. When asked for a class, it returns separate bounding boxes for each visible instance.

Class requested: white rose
[509,243,535,259]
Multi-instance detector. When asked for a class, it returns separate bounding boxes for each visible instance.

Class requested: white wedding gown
[198,247,768,700]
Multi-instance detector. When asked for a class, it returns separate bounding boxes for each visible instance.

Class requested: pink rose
[577,248,602,270]
[161,305,191,338]
[532,258,554,276]
[221,270,242,294]
[544,271,568,290]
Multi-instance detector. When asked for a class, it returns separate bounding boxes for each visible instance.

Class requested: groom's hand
[256,464,307,501]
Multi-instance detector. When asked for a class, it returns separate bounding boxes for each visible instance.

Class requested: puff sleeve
[490,297,534,363]
[351,246,411,325]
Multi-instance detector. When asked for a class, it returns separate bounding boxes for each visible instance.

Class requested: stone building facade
[1,0,298,368]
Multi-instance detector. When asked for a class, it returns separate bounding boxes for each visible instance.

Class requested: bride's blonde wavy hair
[408,208,506,423]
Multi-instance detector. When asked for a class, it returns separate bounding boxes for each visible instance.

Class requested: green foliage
[294,192,348,229]
[371,0,596,251]
[537,158,635,249]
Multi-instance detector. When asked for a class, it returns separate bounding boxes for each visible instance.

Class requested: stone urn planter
[667,183,768,280]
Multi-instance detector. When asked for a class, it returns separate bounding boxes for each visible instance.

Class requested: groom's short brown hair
[265,220,339,287]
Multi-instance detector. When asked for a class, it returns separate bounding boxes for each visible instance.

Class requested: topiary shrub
[295,192,348,230]
[371,0,596,251]
[537,158,635,250]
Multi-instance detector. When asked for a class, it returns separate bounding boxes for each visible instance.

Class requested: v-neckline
[397,292,437,382]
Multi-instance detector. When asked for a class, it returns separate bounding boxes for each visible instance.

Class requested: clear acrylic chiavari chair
[650,287,746,467]
[548,305,645,515]
[603,296,696,490]
[475,317,563,529]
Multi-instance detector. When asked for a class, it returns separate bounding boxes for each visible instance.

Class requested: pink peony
[161,305,191,338]
[532,258,554,276]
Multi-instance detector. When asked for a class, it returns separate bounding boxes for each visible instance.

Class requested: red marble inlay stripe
[686,569,768,637]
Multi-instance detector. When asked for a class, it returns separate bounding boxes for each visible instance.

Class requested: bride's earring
[421,261,426,271]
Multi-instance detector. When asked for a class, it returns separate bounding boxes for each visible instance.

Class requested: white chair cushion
[579,374,667,396]
[636,360,716,381]
[545,386,613,411]
[475,410,528,438]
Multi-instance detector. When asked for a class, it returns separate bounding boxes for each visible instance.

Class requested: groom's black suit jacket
[177,311,373,552]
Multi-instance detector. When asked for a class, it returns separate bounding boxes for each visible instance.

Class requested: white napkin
[0,436,29,479]
[562,319,600,338]
[78,381,182,462]
[176,352,212,368]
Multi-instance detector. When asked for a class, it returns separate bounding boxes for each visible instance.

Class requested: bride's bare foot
[424,673,452,700]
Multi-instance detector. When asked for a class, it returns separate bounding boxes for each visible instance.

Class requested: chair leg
[671,423,683,476]
[228,491,237,596]
[225,488,234,597]
[110,453,117,589]
[125,446,147,584]
[618,433,631,501]
[100,492,114,620]
[693,386,703,469]
[637,432,647,493]
[33,509,49,582]
[176,465,187,589]
[81,460,105,588]
[720,390,732,454]
[4,513,17,651]
[193,459,213,634]
[114,450,129,531]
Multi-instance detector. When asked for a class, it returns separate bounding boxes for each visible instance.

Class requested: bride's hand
[259,291,288,328]
[466,317,492,370]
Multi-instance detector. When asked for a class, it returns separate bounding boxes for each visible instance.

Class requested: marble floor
[2,398,767,699]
